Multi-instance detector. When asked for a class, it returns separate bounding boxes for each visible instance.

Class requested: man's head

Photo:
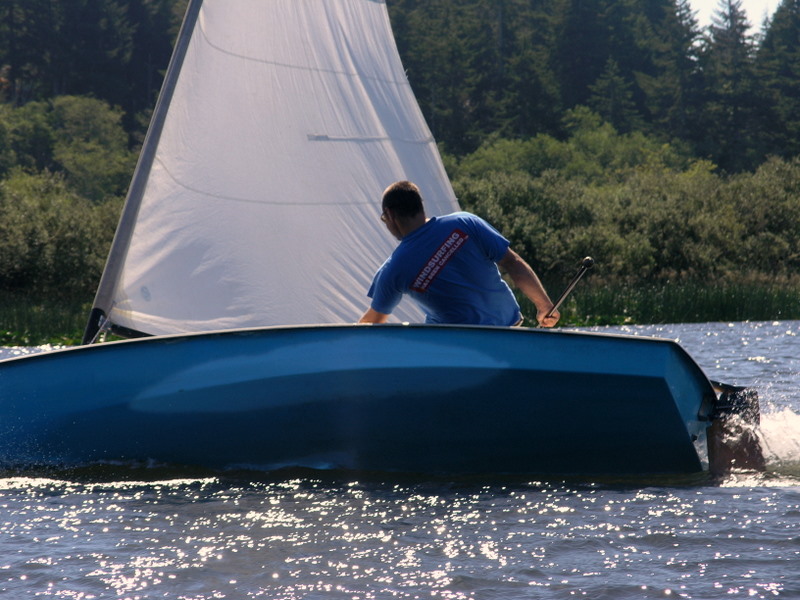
[380,181,426,240]
[381,180,424,220]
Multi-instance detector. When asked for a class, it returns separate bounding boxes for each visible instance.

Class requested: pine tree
[400,0,522,154]
[636,0,703,141]
[551,0,666,124]
[45,0,135,102]
[552,0,611,109]
[0,0,49,104]
[696,0,767,171]
[0,0,136,106]
[589,58,642,132]
[492,0,562,138]
[756,0,800,158]
[119,0,186,135]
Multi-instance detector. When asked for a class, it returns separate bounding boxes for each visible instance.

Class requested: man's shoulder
[440,210,478,220]
[437,211,486,227]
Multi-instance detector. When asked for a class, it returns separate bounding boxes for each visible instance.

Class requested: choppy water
[1,321,799,599]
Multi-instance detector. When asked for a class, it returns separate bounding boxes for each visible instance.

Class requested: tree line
[0,0,185,131]
[389,0,800,173]
[0,0,799,314]
[3,0,799,172]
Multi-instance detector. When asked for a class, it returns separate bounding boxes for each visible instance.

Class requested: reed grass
[547,278,800,326]
[0,293,88,346]
[2,278,799,346]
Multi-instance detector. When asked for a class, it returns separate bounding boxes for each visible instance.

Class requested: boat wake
[718,407,800,487]
[758,408,800,477]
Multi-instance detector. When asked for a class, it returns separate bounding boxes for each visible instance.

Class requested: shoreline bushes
[1,99,800,344]
[453,112,800,289]
[450,113,800,327]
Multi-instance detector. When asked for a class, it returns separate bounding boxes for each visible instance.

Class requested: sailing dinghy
[0,0,762,476]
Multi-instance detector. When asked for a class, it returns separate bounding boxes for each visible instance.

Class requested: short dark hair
[382,180,424,219]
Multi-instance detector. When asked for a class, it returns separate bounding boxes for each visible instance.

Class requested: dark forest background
[4,0,800,170]
[1,0,799,329]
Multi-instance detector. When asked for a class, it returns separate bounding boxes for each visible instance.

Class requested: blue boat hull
[0,325,716,475]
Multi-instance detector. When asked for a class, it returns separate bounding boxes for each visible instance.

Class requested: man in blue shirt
[359,181,560,327]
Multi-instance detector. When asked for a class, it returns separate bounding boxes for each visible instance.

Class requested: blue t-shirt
[367,212,521,325]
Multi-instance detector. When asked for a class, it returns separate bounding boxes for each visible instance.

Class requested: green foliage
[0,101,55,172]
[1,0,799,171]
[0,293,88,346]
[455,107,691,182]
[0,96,136,201]
[557,277,800,325]
[694,0,767,173]
[50,96,137,201]
[588,58,643,133]
[0,0,182,122]
[0,169,120,296]
[0,108,15,174]
[387,0,799,172]
[453,115,800,310]
[756,0,800,159]
[635,0,702,141]
[725,156,800,274]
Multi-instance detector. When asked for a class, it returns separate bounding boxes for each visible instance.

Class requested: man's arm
[497,248,560,327]
[358,307,391,324]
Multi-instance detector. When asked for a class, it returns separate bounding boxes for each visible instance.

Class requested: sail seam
[197,15,409,88]
[154,157,370,206]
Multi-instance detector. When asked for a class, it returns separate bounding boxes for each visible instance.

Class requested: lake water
[1,321,798,599]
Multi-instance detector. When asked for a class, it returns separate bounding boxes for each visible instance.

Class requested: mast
[82,0,204,343]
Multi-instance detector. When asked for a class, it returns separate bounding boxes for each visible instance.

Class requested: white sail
[88,0,458,337]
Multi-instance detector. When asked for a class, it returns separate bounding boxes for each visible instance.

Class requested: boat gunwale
[0,323,714,394]
[3,322,687,361]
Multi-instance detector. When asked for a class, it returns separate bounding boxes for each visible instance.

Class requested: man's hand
[537,307,560,328]
[358,308,390,324]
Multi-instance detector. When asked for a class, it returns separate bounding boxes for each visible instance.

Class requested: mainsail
[85,0,459,341]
